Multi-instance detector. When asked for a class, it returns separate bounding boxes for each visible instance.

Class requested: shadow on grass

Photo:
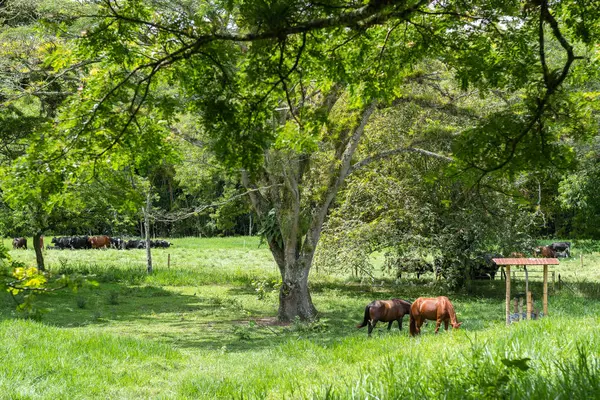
[0,281,297,352]
[1,273,599,354]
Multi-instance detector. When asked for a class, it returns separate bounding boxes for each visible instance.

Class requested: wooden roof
[492,258,560,266]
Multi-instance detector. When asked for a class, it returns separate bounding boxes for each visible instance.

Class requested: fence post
[505,265,511,326]
[526,291,532,320]
[543,265,548,316]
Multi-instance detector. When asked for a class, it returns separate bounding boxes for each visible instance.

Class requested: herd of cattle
[394,241,571,281]
[12,236,570,281]
[11,236,171,250]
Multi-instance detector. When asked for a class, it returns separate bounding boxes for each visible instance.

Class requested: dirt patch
[232,317,291,327]
[253,317,291,327]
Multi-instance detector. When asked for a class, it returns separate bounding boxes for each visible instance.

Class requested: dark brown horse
[409,296,462,336]
[357,299,411,336]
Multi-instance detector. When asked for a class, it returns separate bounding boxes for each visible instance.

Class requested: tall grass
[1,237,599,398]
[307,318,600,399]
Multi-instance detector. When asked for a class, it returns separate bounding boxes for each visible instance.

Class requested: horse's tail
[356,305,371,328]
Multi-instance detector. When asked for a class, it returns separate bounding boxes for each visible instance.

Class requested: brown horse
[409,296,462,336]
[356,299,411,336]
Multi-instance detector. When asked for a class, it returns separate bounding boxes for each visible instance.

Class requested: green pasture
[1,237,599,399]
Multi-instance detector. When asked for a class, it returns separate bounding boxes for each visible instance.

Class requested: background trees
[314,65,539,286]
[0,0,91,269]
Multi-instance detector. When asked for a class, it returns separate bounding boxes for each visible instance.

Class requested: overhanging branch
[469,0,583,178]
[81,0,429,157]
[151,184,280,222]
[350,146,453,174]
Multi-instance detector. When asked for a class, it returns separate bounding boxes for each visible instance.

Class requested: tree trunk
[242,100,377,322]
[278,256,317,321]
[144,189,153,274]
[33,232,45,271]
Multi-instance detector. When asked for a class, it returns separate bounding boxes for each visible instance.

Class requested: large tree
[63,0,597,319]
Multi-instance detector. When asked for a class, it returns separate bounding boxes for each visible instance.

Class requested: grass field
[1,237,599,399]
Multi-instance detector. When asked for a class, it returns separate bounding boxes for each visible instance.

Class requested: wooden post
[506,265,511,326]
[526,291,532,320]
[501,266,505,280]
[518,297,523,320]
[524,266,529,300]
[543,264,548,316]
[144,188,153,275]
[168,254,171,269]
[513,297,518,313]
[552,271,555,292]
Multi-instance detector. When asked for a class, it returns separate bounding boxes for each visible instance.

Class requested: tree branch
[350,146,453,174]
[469,1,583,178]
[6,281,67,293]
[302,100,378,256]
[101,0,197,39]
[152,183,280,222]
[78,0,429,144]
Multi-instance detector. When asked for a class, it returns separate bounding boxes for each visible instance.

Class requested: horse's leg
[369,320,378,336]
[444,320,449,330]
[435,318,442,334]
[398,318,403,331]
[387,321,393,330]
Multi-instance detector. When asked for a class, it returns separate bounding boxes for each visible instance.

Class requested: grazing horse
[356,299,411,336]
[409,296,462,336]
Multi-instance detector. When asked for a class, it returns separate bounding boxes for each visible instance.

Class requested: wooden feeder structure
[492,258,560,326]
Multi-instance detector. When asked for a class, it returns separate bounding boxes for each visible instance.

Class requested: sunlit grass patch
[1,237,600,398]
[0,319,182,398]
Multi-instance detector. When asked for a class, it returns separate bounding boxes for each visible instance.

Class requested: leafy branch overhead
[454,0,588,182]
[65,0,595,177]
